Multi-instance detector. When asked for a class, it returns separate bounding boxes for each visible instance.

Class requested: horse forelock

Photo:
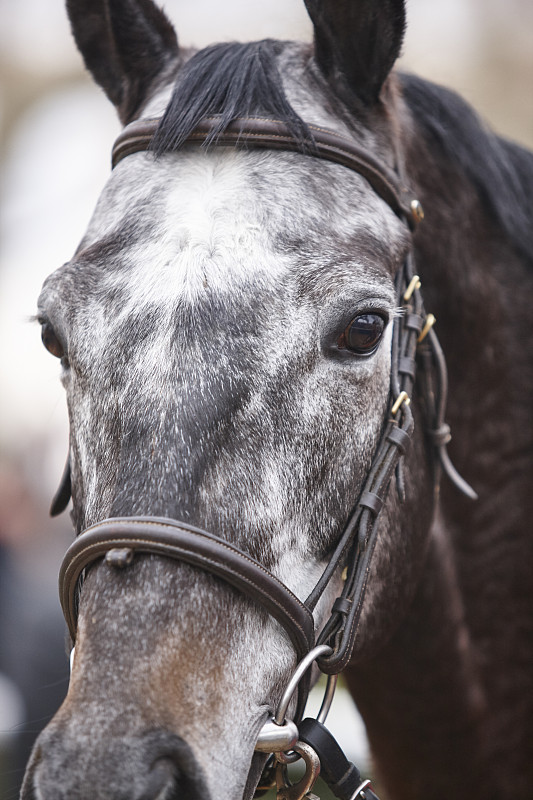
[140,39,398,164]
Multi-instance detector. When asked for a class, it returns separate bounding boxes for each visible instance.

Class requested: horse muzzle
[21,725,211,800]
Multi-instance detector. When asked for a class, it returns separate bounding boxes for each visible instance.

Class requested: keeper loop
[427,423,452,446]
[398,355,416,379]
[405,313,424,332]
[387,424,411,454]
[359,491,383,516]
[332,597,352,615]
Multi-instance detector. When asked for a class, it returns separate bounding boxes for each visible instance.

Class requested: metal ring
[350,779,371,800]
[317,673,338,725]
[274,644,333,725]
[275,748,301,765]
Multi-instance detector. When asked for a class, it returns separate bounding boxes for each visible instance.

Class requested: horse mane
[400,73,533,264]
[151,40,312,154]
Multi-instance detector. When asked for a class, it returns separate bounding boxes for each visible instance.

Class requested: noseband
[57,115,476,800]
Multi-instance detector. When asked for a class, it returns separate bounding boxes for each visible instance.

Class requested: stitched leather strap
[60,516,315,662]
[111,116,419,228]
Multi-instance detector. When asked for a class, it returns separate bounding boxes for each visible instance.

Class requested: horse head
[23,2,446,798]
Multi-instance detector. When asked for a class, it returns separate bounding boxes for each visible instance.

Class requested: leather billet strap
[111,116,421,230]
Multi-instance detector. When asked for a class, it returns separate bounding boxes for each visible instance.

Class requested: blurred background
[0,0,531,797]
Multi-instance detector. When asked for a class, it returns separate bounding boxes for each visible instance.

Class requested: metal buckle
[403,274,421,302]
[417,313,436,342]
[391,391,410,415]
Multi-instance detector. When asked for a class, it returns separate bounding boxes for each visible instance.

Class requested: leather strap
[298,718,379,800]
[111,116,420,228]
[310,254,419,673]
[50,455,71,517]
[60,516,315,663]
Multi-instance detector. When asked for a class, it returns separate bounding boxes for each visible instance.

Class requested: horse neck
[348,112,533,798]
[344,520,493,798]
[406,126,533,545]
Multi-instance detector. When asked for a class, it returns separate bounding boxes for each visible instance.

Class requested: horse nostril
[139,732,211,800]
[141,758,179,800]
[22,727,210,800]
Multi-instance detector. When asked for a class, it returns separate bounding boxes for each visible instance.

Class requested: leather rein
[57,115,476,799]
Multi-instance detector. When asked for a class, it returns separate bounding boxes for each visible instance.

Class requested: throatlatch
[56,114,477,800]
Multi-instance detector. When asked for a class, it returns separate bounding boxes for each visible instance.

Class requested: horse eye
[41,321,65,359]
[341,313,386,355]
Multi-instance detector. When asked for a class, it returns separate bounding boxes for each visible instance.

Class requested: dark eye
[41,321,65,359]
[340,313,386,355]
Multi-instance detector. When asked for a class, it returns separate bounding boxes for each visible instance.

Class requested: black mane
[401,73,533,263]
[151,45,532,264]
[152,40,311,154]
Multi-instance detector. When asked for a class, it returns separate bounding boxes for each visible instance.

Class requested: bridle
[55,115,476,800]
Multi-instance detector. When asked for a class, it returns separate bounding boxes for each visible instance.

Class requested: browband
[111,116,421,229]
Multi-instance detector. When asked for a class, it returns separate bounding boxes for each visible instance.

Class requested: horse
[21,1,533,798]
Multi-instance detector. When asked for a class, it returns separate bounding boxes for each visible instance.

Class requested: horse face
[24,4,434,799]
[33,134,411,799]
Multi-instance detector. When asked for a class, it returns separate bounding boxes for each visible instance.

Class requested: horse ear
[304,0,406,107]
[66,0,179,123]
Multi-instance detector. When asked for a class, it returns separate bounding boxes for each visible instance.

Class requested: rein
[57,115,476,800]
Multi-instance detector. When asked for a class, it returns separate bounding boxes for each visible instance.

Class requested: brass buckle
[391,391,410,415]
[417,313,436,342]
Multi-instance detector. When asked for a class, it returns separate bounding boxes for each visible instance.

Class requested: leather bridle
[56,115,476,799]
